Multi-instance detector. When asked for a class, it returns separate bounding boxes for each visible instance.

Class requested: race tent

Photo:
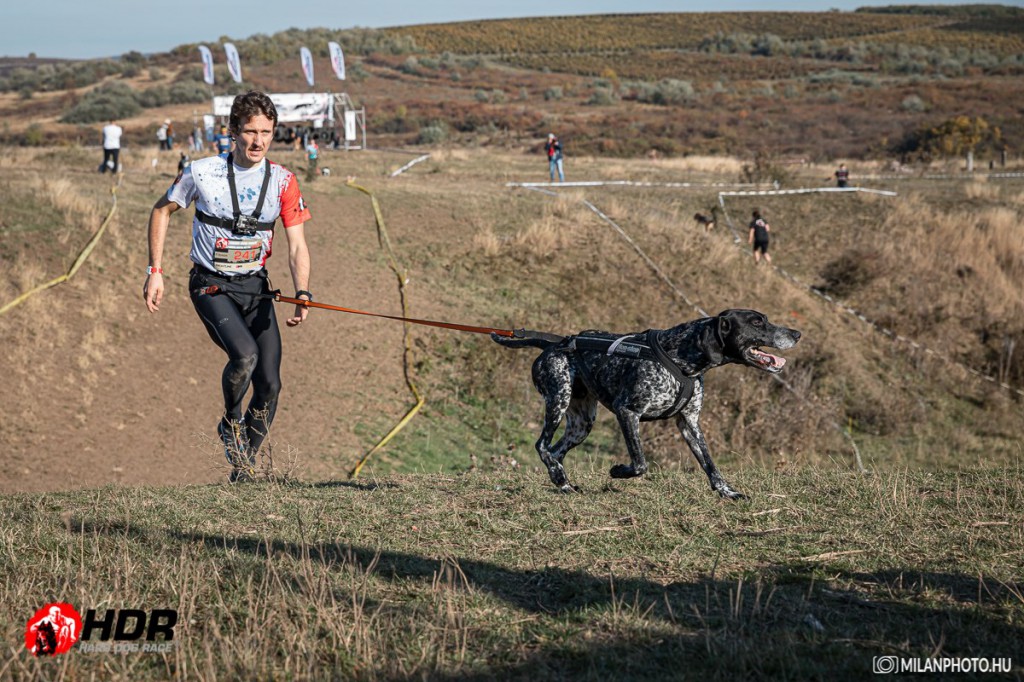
[212,93,366,150]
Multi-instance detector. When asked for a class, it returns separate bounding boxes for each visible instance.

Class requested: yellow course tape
[345,180,425,479]
[0,174,122,316]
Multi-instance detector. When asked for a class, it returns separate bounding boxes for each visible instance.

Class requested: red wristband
[146,266,163,275]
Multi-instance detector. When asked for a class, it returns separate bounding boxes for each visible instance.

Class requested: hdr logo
[25,603,82,656]
[80,608,178,643]
[25,604,178,656]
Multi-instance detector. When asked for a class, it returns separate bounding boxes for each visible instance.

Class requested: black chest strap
[227,153,272,219]
[195,155,276,231]
[645,329,695,419]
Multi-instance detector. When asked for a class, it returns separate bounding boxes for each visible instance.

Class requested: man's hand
[286,302,309,327]
[144,273,164,312]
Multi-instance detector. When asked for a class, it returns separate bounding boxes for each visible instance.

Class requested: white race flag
[224,42,243,83]
[300,46,315,87]
[198,45,215,85]
[328,41,346,80]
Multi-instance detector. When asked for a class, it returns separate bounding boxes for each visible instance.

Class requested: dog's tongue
[751,349,786,369]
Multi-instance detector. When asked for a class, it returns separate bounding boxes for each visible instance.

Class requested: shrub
[137,85,169,108]
[818,249,883,298]
[901,94,927,112]
[474,90,489,103]
[543,86,563,101]
[60,82,140,124]
[23,123,44,146]
[399,57,420,75]
[349,63,369,81]
[631,79,696,105]
[168,81,210,104]
[587,86,616,105]
[417,121,449,145]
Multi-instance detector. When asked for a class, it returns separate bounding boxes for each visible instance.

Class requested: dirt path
[0,153,449,492]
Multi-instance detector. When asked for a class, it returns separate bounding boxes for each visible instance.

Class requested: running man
[143,90,313,482]
[748,209,771,265]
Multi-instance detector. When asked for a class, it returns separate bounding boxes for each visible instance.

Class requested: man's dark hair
[229,91,278,134]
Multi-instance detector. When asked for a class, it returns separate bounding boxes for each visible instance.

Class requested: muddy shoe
[218,418,255,482]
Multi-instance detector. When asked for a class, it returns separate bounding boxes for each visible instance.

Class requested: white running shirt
[165,154,310,275]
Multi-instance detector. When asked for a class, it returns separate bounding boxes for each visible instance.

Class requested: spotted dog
[493,309,801,499]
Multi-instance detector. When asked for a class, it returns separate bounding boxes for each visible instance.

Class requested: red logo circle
[25,603,82,656]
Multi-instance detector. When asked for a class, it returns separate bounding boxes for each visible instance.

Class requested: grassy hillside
[3,468,1023,679]
[1,147,1021,494]
[2,7,1023,158]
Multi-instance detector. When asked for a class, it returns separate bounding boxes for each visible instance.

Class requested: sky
[3,0,1020,60]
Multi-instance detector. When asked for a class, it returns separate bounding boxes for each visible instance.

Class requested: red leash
[197,283,546,338]
[273,291,518,337]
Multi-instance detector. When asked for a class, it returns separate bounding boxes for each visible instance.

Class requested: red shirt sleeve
[279,173,312,227]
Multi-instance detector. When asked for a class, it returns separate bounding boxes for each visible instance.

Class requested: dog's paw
[609,464,640,479]
[717,487,748,501]
[557,483,581,494]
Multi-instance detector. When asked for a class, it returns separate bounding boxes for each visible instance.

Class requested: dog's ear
[701,318,726,365]
[717,312,732,341]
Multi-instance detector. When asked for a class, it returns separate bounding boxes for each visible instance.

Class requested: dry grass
[2,468,1023,680]
[964,178,1001,201]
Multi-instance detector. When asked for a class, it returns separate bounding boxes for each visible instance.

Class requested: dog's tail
[491,330,564,349]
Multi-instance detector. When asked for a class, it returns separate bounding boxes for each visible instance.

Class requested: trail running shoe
[218,418,255,483]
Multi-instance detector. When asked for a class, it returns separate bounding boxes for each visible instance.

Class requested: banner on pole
[344,110,357,141]
[198,45,215,85]
[328,41,346,80]
[224,43,242,83]
[300,46,315,87]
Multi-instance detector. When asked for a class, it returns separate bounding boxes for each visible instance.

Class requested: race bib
[213,236,262,273]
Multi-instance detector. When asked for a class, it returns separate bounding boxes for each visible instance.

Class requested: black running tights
[190,276,282,453]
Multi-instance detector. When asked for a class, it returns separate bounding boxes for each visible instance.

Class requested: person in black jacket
[748,209,771,265]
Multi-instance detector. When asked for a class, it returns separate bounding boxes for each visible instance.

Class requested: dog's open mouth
[746,347,787,372]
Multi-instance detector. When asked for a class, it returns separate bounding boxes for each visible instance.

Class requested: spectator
[178,151,191,173]
[834,163,850,188]
[165,120,175,150]
[748,209,771,265]
[213,124,233,155]
[98,118,122,174]
[545,133,564,183]
[193,126,205,152]
[156,120,169,151]
[305,138,319,183]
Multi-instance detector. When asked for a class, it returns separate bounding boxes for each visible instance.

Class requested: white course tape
[855,172,1024,181]
[390,154,431,178]
[507,180,764,189]
[719,187,898,198]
